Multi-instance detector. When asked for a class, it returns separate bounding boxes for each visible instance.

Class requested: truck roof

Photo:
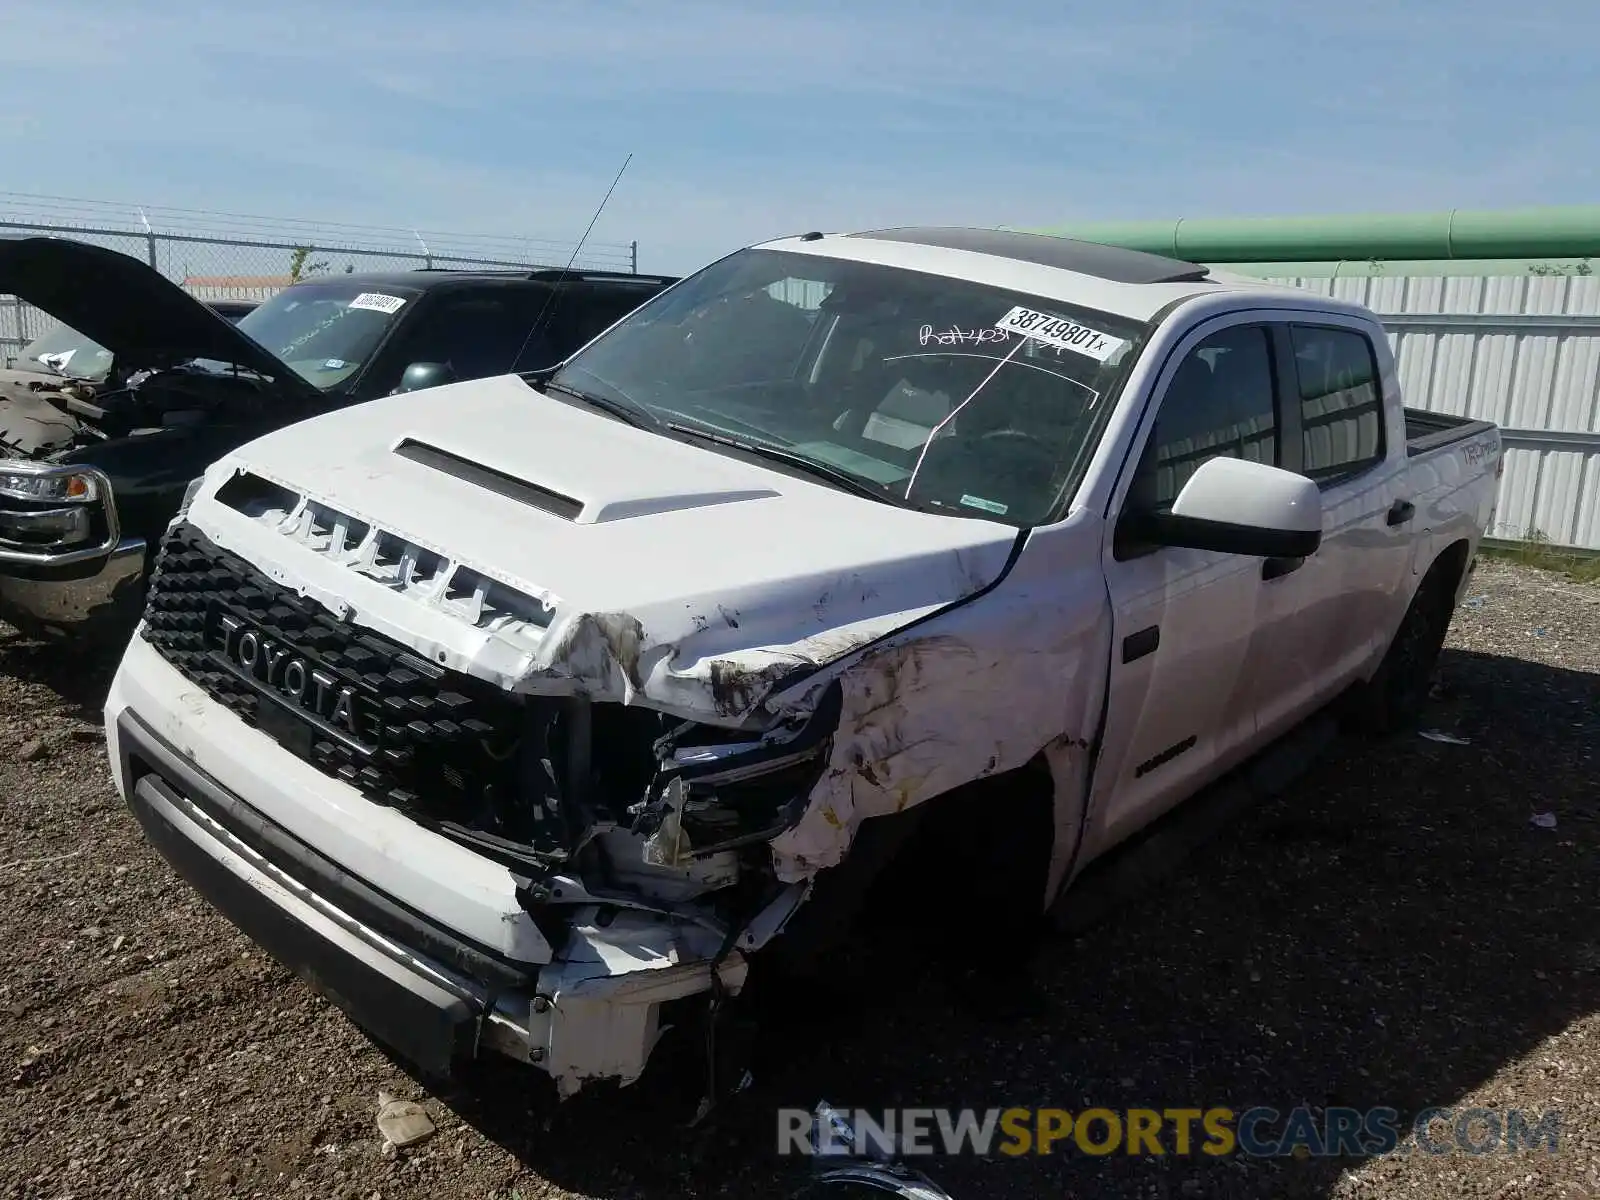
[287,266,677,293]
[754,226,1368,324]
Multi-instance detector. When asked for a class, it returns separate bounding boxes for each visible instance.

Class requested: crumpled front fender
[759,523,1111,893]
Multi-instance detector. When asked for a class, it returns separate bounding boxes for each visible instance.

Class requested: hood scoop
[391,432,782,526]
[393,438,585,522]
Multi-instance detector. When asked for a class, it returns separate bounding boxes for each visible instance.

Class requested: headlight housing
[633,681,844,860]
[0,468,101,504]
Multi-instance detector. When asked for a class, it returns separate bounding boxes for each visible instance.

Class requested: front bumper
[0,535,146,639]
[107,645,748,1094]
[116,706,501,1077]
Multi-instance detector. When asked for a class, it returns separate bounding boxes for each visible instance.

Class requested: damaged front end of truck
[127,440,1036,1099]
[113,229,1130,1097]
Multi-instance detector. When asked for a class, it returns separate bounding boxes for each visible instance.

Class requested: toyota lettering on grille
[212,612,378,749]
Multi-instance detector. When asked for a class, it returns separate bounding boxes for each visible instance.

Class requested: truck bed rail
[1405,408,1497,457]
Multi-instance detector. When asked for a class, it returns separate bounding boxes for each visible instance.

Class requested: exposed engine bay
[0,366,278,460]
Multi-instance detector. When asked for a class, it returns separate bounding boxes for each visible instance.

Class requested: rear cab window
[1289,324,1387,484]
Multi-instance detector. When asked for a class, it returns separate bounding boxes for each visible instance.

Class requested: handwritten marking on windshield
[919,324,1013,348]
[903,335,1029,501]
[994,306,1125,362]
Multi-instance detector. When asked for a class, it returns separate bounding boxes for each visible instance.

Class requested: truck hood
[0,236,313,393]
[191,373,1022,723]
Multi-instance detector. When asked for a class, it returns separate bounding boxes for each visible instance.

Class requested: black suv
[0,235,676,645]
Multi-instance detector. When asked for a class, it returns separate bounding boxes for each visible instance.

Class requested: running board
[1050,711,1342,935]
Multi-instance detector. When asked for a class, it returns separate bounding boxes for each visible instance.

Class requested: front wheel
[1350,570,1455,736]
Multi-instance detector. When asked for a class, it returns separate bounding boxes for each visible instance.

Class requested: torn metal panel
[765,517,1113,888]
[536,908,750,1098]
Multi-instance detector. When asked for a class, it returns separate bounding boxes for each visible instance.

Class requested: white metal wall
[1265,271,1600,551]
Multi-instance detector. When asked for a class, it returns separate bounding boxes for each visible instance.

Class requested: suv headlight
[0,468,101,503]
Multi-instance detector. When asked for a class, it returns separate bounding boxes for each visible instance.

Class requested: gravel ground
[2,557,1596,1200]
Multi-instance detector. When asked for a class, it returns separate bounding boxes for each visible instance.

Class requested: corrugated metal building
[1236,260,1599,553]
[1031,208,1600,552]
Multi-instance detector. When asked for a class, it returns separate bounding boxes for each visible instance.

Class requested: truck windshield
[225,282,419,389]
[547,247,1149,526]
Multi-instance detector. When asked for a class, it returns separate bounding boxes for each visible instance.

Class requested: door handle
[1262,555,1305,581]
[1387,499,1416,527]
[1122,625,1160,663]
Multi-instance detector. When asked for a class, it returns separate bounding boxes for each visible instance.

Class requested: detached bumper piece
[115,708,522,1080]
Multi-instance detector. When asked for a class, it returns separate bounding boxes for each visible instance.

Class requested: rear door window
[1290,324,1386,483]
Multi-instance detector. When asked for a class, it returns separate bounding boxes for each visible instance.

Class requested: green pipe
[1216,257,1597,279]
[1024,206,1600,263]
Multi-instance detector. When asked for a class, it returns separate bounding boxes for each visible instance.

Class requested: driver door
[1088,316,1295,851]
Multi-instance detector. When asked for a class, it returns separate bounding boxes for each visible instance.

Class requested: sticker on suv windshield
[995,306,1125,362]
[959,494,1009,515]
[347,292,407,314]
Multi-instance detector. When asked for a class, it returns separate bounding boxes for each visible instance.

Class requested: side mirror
[392,361,458,395]
[1141,456,1322,558]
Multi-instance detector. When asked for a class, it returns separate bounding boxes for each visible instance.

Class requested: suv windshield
[224,282,419,389]
[16,323,114,382]
[546,247,1148,526]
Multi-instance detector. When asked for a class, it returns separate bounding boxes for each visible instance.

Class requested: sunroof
[845,226,1212,285]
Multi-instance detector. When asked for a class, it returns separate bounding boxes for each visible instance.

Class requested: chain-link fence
[0,191,639,357]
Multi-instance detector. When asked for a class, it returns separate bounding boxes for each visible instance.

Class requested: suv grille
[140,523,524,820]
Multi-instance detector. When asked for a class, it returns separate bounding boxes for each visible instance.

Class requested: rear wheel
[1351,568,1456,736]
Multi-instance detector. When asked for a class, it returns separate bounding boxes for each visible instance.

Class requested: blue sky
[1,0,1593,274]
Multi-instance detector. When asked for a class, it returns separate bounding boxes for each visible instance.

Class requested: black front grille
[141,523,524,821]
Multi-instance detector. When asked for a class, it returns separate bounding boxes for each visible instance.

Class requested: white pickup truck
[102,226,1502,1099]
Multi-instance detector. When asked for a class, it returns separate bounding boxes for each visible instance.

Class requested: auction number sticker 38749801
[347,292,408,315]
[995,306,1125,363]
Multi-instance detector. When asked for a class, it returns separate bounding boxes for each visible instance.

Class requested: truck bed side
[1402,409,1503,606]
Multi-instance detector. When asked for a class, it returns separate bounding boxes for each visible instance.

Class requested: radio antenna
[516,153,634,375]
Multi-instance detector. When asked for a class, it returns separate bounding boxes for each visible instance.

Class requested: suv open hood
[0,236,309,390]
